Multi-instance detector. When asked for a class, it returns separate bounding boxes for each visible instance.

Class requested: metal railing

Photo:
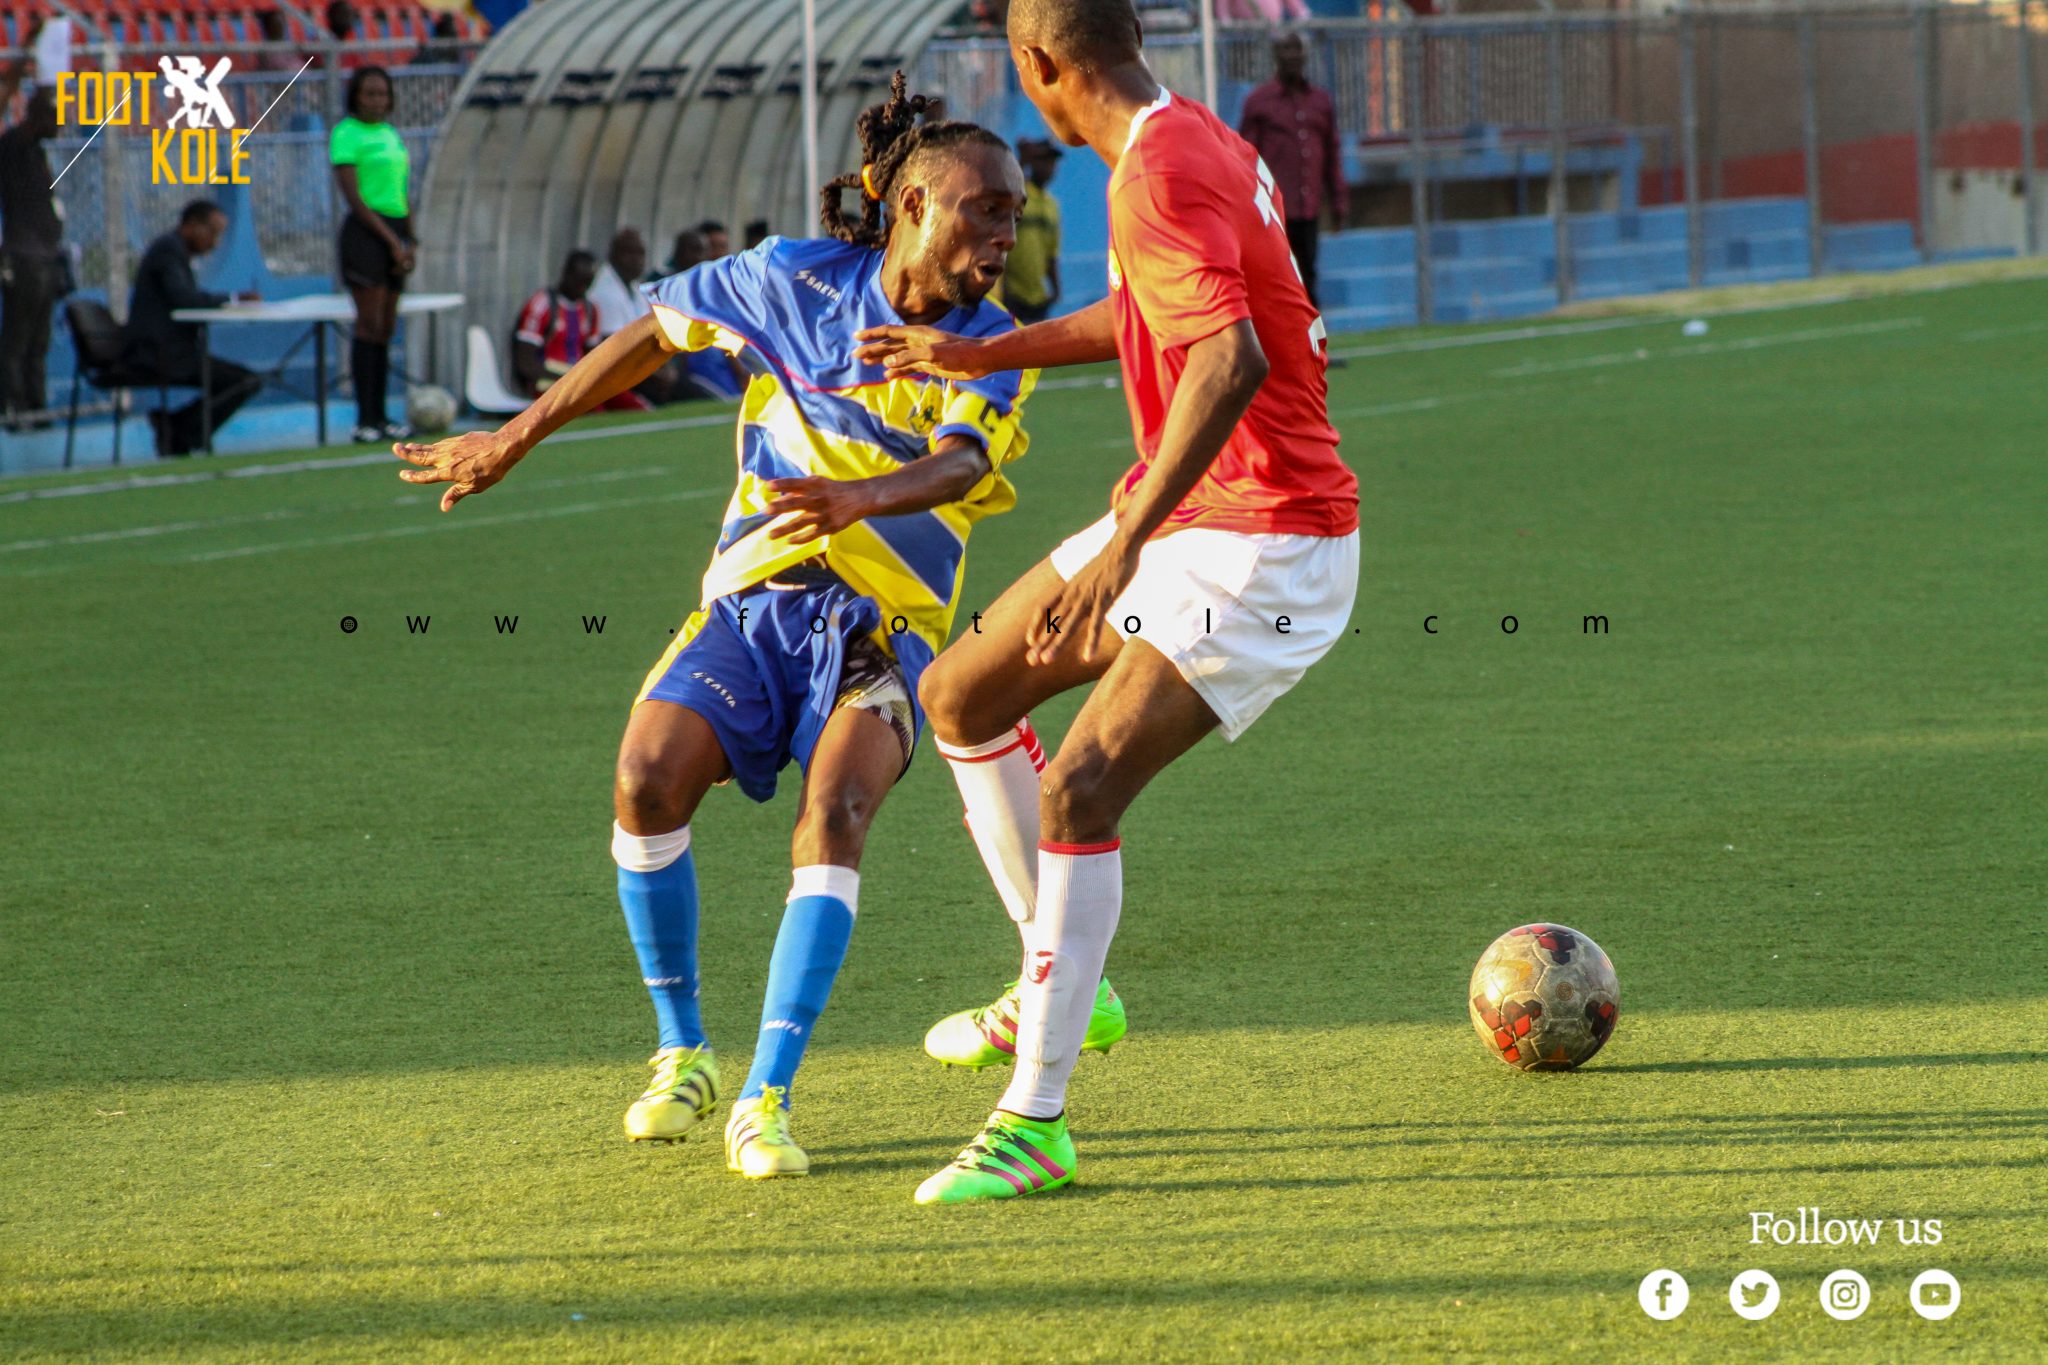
[15,8,2048,334]
[923,4,2047,322]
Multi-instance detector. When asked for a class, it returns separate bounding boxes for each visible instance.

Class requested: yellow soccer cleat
[623,1045,720,1142]
[725,1086,810,1178]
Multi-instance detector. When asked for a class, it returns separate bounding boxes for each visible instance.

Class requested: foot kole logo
[1027,951,1054,985]
[55,59,255,186]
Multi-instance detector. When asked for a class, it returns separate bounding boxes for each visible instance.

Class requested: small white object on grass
[1682,319,1709,338]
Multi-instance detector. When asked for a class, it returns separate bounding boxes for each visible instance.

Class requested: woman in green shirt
[331,66,413,442]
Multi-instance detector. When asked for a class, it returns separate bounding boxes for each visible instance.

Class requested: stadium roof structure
[416,0,978,388]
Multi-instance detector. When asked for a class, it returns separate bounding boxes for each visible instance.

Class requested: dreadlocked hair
[820,71,1009,247]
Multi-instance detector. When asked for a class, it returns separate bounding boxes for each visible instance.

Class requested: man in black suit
[123,200,263,456]
[0,88,67,429]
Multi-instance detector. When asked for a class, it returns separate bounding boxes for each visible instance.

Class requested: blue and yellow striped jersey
[642,237,1037,660]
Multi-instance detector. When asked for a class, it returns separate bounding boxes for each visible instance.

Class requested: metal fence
[17,9,2048,324]
[925,4,2046,323]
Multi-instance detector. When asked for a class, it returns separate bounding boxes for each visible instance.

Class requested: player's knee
[794,789,876,858]
[916,654,970,738]
[614,752,685,829]
[1040,750,1120,843]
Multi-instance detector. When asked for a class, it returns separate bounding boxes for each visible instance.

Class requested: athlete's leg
[919,558,1117,749]
[736,705,902,1104]
[613,700,729,1055]
[727,704,905,1175]
[999,640,1219,1121]
[921,558,1113,953]
[913,645,1217,1202]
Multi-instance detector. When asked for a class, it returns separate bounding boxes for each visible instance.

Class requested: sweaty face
[902,144,1025,308]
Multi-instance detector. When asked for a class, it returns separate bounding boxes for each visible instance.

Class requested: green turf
[3,279,2045,1361]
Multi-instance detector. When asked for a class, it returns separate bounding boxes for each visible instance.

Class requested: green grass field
[4,276,2045,1361]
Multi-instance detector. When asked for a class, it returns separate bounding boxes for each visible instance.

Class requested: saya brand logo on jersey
[54,59,253,186]
[794,268,843,303]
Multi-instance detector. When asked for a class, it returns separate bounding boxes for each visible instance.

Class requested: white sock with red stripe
[999,840,1122,1120]
[936,720,1048,969]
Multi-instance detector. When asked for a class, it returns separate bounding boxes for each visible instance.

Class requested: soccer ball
[406,384,459,434]
[1468,923,1620,1070]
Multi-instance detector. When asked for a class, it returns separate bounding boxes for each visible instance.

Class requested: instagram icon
[1820,1269,1870,1321]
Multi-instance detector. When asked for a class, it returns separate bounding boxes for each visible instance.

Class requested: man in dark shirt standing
[1238,31,1346,308]
[124,200,262,456]
[0,88,67,429]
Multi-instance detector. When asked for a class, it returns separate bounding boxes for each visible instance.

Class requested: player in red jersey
[857,0,1360,1203]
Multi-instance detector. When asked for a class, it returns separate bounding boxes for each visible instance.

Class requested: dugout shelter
[415,0,972,394]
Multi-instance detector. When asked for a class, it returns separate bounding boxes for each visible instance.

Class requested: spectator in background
[253,10,300,72]
[742,218,771,252]
[1238,30,1344,307]
[332,66,415,442]
[0,18,42,110]
[650,228,747,402]
[318,2,376,69]
[0,88,67,429]
[1218,0,1309,22]
[1001,137,1061,323]
[665,228,705,275]
[512,249,649,409]
[419,14,463,66]
[588,227,651,338]
[695,219,730,258]
[123,201,263,457]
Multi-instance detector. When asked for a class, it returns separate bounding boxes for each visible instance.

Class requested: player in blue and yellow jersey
[393,75,1033,1178]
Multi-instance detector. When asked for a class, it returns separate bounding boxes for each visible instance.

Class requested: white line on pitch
[1328,314,1670,360]
[177,486,726,563]
[0,416,736,504]
[1957,319,2048,342]
[0,467,674,554]
[1489,317,1924,378]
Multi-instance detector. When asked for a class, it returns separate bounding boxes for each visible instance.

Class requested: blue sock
[614,823,704,1051]
[741,866,859,1106]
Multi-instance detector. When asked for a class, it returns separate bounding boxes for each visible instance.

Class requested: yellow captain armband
[650,303,746,356]
[934,380,1033,470]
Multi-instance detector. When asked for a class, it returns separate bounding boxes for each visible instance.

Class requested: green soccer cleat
[924,977,1127,1070]
[623,1045,720,1142]
[725,1086,809,1178]
[914,1110,1076,1205]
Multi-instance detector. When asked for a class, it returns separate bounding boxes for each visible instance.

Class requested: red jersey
[1106,91,1358,538]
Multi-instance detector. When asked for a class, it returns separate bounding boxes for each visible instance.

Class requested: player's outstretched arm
[392,314,675,512]
[852,297,1116,380]
[1026,319,1269,666]
[762,437,994,545]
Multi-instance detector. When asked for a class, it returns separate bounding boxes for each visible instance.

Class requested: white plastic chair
[465,325,531,416]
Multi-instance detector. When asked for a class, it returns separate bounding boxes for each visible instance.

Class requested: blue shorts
[634,574,928,803]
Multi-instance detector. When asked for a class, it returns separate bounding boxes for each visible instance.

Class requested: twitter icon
[1730,1270,1781,1320]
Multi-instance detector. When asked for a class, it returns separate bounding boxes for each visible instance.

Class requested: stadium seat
[61,298,177,468]
[464,325,529,416]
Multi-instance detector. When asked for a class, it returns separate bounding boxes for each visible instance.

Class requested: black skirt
[338,212,413,291]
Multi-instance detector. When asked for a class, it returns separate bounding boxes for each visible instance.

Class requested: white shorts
[1050,513,1360,741]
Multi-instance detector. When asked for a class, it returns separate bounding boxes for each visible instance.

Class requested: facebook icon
[1639,1269,1691,1320]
